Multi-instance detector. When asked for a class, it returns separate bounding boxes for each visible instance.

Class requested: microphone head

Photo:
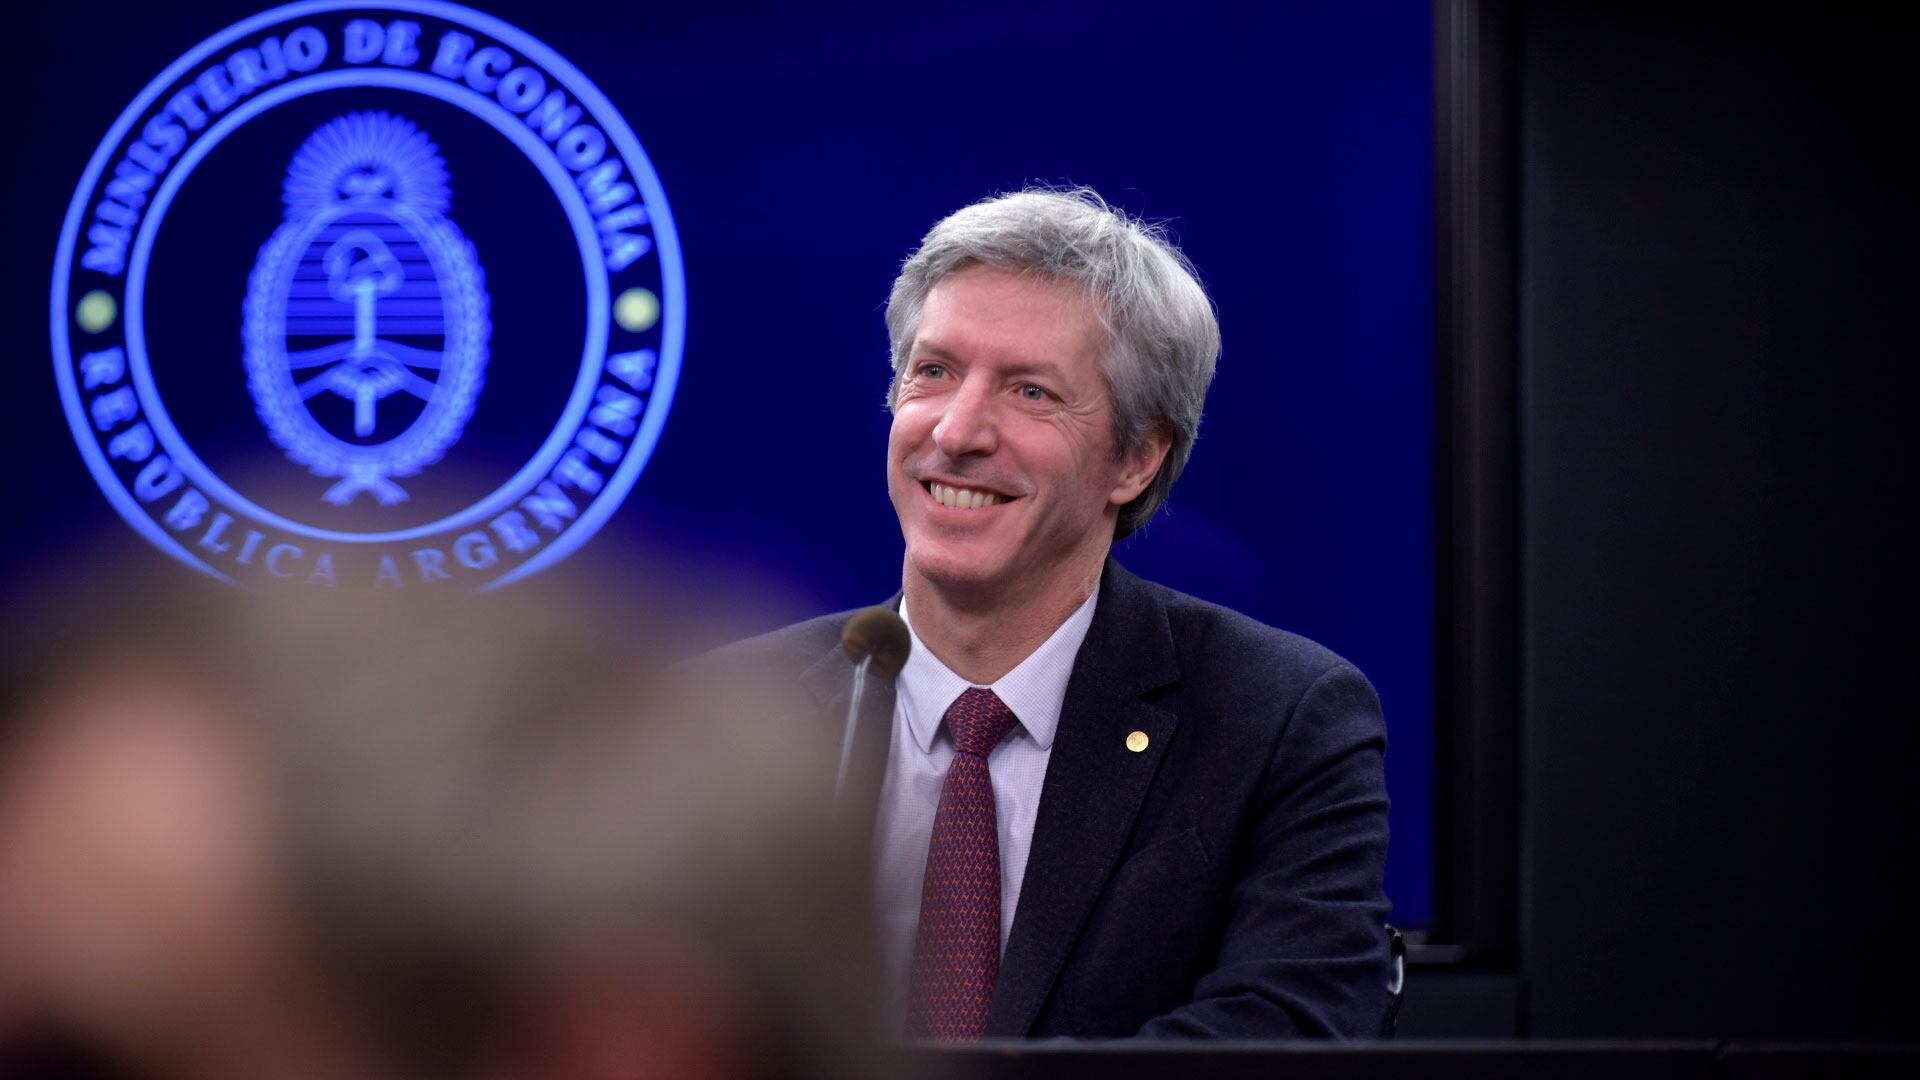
[841,607,910,679]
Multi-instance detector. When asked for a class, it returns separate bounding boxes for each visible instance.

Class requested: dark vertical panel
[1519,2,1912,1038]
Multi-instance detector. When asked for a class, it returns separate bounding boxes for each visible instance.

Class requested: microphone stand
[835,652,872,803]
[834,605,907,805]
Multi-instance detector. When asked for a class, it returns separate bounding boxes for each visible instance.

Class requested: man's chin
[902,544,1012,601]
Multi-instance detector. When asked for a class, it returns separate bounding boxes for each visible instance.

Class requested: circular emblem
[52,0,684,590]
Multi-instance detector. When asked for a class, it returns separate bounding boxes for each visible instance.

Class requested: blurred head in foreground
[0,569,878,1080]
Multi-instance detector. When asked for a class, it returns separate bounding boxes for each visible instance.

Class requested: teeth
[928,482,1004,509]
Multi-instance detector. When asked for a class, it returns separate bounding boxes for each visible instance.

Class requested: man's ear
[1109,422,1173,507]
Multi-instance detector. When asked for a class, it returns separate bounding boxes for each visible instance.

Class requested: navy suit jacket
[734,559,1392,1038]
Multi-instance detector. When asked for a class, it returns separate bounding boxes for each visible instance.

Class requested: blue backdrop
[8,0,1435,925]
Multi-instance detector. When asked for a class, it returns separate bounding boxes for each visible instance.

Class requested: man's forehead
[912,268,1104,365]
[928,263,1096,312]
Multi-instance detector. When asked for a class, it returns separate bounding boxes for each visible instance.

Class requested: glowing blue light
[52,0,687,587]
[124,67,609,543]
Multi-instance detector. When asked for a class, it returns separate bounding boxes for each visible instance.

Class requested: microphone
[836,607,910,800]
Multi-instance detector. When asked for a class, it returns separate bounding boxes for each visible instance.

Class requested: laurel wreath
[242,206,491,493]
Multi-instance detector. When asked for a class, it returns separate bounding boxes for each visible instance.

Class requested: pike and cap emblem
[243,111,490,505]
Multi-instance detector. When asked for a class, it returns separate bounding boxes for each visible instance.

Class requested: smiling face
[887,266,1169,610]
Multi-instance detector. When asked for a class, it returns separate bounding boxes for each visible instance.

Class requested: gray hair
[885,186,1220,539]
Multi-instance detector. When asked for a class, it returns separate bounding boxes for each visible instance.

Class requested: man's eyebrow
[910,343,961,363]
[912,343,1069,378]
[907,343,1074,387]
[1002,360,1070,381]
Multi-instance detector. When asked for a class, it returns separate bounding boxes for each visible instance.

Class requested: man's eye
[1020,384,1048,401]
[918,364,946,379]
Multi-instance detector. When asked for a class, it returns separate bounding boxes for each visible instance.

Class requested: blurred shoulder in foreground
[0,565,882,1080]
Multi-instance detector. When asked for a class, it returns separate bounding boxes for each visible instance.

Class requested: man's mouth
[925,481,1009,510]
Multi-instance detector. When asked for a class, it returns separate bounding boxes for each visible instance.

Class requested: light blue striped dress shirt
[873,587,1100,1015]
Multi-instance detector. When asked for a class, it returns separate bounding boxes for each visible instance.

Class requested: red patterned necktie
[904,687,1019,1041]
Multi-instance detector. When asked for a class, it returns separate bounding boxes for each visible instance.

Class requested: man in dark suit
[738,187,1391,1040]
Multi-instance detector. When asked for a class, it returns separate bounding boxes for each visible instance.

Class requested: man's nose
[931,376,998,458]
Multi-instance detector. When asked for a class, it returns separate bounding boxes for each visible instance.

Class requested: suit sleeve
[1134,661,1393,1038]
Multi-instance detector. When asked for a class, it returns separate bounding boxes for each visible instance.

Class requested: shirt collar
[896,584,1100,754]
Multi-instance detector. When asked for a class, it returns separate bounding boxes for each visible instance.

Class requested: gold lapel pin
[1126,730,1149,753]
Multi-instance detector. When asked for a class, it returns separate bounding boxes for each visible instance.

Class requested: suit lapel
[987,560,1181,1036]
